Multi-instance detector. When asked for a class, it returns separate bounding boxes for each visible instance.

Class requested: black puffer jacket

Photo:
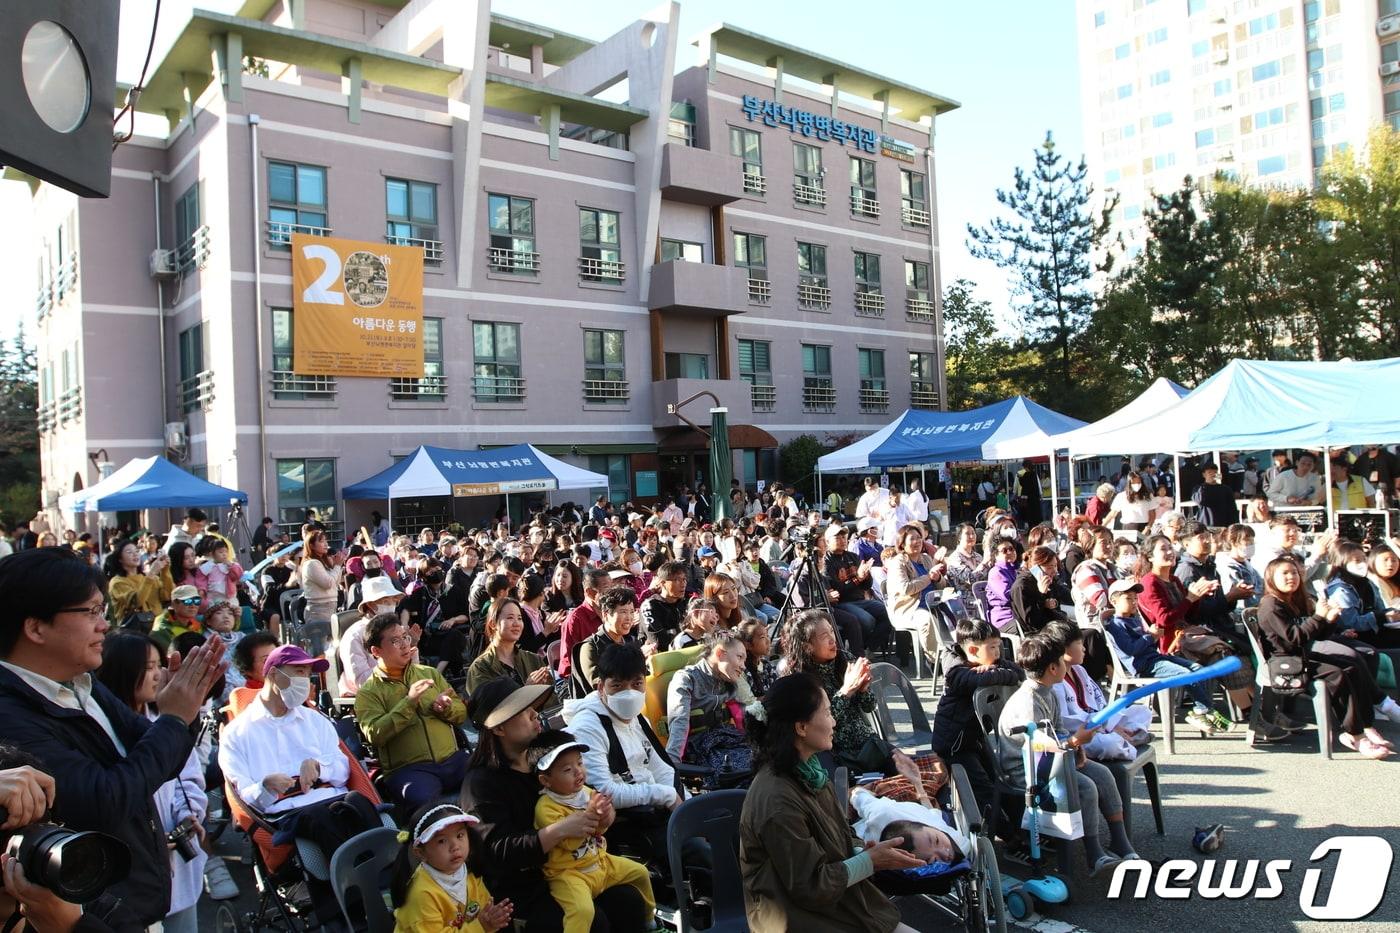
[930,652,1023,758]
[0,666,195,926]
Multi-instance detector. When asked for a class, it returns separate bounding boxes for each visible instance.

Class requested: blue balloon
[1087,655,1243,729]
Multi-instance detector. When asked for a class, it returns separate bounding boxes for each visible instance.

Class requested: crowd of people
[0,443,1397,932]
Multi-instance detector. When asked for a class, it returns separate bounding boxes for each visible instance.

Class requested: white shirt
[1110,492,1153,527]
[1267,469,1323,506]
[337,617,374,696]
[906,489,929,522]
[562,693,678,810]
[856,488,889,520]
[0,662,125,754]
[149,711,208,915]
[881,502,917,547]
[218,697,350,814]
[851,787,969,860]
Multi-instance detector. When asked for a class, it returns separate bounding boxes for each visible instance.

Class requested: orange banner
[291,233,424,377]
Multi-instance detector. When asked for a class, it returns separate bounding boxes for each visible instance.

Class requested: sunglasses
[176,597,202,606]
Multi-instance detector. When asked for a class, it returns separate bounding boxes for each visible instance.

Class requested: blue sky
[0,0,1084,338]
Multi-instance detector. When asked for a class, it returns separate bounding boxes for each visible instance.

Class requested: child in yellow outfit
[531,733,655,933]
[391,802,514,933]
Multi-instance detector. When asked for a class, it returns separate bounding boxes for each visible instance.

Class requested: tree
[0,329,39,528]
[778,434,824,502]
[942,279,1010,408]
[967,132,1117,393]
[1316,125,1400,357]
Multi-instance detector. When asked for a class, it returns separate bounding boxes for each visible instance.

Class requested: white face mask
[1130,483,1143,492]
[1346,561,1369,577]
[1241,544,1256,558]
[278,674,311,709]
[604,688,645,721]
[628,561,643,575]
[1116,557,1137,575]
[1000,527,1018,539]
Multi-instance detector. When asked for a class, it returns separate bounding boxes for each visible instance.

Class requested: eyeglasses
[177,597,203,606]
[56,602,107,620]
[382,636,414,648]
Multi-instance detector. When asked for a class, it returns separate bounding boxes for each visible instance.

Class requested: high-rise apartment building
[1076,0,1395,252]
[26,0,957,538]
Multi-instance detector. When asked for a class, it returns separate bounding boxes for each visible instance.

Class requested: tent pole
[816,470,823,516]
[1323,447,1334,534]
[387,498,393,542]
[1049,452,1059,531]
[1173,454,1182,511]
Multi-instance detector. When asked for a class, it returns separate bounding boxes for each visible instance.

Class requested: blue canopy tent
[58,456,248,513]
[343,444,609,527]
[816,396,1085,517]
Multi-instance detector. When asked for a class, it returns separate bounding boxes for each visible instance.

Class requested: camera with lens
[0,806,130,903]
[167,816,199,862]
[787,524,811,543]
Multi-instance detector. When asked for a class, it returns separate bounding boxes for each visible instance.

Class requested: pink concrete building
[32,0,957,538]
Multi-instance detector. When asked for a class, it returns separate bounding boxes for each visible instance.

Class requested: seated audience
[664,631,753,769]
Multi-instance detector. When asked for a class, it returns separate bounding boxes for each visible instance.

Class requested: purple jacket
[987,561,1019,630]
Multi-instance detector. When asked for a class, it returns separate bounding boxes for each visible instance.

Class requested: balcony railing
[854,290,885,317]
[851,194,881,218]
[793,182,827,207]
[582,379,629,403]
[578,256,626,283]
[911,382,940,410]
[742,171,767,195]
[749,382,776,412]
[53,253,78,303]
[266,220,331,248]
[271,371,338,398]
[859,386,890,412]
[487,247,540,274]
[798,282,831,310]
[37,402,56,433]
[473,375,526,402]
[390,375,447,400]
[179,369,215,413]
[803,380,836,411]
[35,283,52,319]
[175,225,212,273]
[902,204,931,227]
[56,387,82,424]
[747,276,771,304]
[906,293,936,322]
[387,235,445,263]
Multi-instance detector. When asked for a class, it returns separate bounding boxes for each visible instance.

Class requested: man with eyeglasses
[355,616,469,809]
[0,547,227,928]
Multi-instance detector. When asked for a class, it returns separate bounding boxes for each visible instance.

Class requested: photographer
[0,548,227,928]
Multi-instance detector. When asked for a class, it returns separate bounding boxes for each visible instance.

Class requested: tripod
[777,537,831,630]
[224,501,257,565]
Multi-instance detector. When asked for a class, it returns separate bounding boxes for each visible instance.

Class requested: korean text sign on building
[291,233,424,377]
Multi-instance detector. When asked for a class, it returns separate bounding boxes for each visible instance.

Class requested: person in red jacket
[1137,535,1215,654]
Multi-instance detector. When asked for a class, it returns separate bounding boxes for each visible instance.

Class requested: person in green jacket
[354,614,469,809]
[151,584,204,650]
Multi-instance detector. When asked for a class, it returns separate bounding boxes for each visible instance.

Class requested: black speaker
[0,0,121,198]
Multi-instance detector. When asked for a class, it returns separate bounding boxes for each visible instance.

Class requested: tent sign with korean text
[291,232,424,377]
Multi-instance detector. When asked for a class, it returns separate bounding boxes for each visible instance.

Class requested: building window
[267,161,327,247]
[1252,61,1280,82]
[1151,112,1173,128]
[737,338,774,411]
[660,239,703,263]
[668,101,696,146]
[900,170,929,226]
[1149,69,1170,86]
[1257,155,1287,175]
[276,458,338,533]
[801,344,834,411]
[1094,10,1106,26]
[905,260,933,320]
[730,127,764,192]
[854,251,883,316]
[473,322,523,402]
[579,207,623,282]
[588,454,630,505]
[1117,84,1133,100]
[174,183,203,273]
[797,242,829,309]
[271,308,336,399]
[850,157,878,217]
[385,178,441,263]
[793,142,825,206]
[487,193,538,274]
[910,351,938,409]
[1196,128,1215,147]
[583,329,627,403]
[177,323,211,413]
[664,352,710,379]
[858,348,887,412]
[734,232,768,303]
[1146,27,1167,45]
[1114,43,1130,59]
[391,317,445,400]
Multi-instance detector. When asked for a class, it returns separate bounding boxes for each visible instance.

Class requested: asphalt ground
[199,670,1400,932]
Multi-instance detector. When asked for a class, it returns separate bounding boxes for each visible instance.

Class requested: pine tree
[967,132,1116,393]
[0,327,40,527]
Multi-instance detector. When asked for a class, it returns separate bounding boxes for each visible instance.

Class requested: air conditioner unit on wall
[1379,14,1400,37]
[164,421,188,459]
[1382,61,1400,77]
[149,249,177,278]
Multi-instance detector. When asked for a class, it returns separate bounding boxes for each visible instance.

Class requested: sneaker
[999,840,1033,867]
[1373,698,1400,722]
[1186,708,1219,734]
[203,856,240,901]
[1271,711,1308,734]
[1206,710,1235,732]
[1091,853,1123,877]
[1248,721,1288,745]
